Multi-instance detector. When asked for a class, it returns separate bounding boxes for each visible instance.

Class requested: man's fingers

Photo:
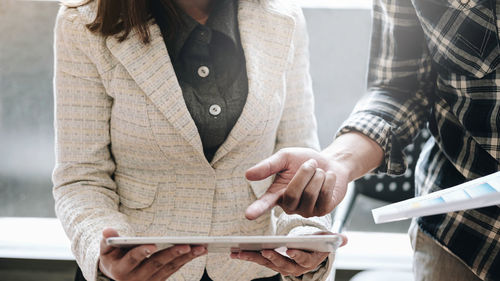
[245,187,285,220]
[296,168,325,216]
[314,171,337,216]
[245,151,288,181]
[286,249,328,269]
[282,159,318,213]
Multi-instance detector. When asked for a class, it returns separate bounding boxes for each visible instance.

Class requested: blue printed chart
[372,172,500,224]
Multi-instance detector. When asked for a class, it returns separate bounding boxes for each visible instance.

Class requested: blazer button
[209,104,222,116]
[198,66,210,78]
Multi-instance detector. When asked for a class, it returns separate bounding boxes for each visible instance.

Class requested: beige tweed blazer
[53,0,332,280]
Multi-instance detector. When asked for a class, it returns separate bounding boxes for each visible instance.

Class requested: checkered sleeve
[337,0,435,175]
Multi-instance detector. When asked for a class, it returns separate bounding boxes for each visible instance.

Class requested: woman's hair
[70,0,180,43]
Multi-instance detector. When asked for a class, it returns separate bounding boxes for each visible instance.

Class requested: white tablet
[106,235,343,253]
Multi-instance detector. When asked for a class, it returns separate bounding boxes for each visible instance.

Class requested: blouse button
[198,66,210,78]
[209,104,222,116]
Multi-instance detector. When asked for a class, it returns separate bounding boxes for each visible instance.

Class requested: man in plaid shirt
[243,0,500,280]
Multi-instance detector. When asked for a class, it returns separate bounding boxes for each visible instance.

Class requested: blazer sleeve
[273,4,320,153]
[52,7,135,281]
[272,6,334,281]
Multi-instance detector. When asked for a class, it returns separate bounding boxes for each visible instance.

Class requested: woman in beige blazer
[53,0,334,280]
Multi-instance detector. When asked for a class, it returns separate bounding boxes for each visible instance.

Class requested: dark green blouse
[152,0,248,162]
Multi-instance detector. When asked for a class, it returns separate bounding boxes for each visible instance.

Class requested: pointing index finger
[245,186,285,220]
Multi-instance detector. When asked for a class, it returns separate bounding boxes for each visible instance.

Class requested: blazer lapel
[211,0,296,164]
[105,1,295,164]
[106,24,204,157]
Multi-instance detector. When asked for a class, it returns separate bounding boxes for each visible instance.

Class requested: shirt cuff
[281,226,335,281]
[336,112,407,175]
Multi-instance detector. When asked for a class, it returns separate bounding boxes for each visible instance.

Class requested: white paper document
[372,172,500,224]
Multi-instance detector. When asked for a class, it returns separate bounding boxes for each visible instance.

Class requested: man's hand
[98,228,207,281]
[245,132,384,220]
[245,148,350,220]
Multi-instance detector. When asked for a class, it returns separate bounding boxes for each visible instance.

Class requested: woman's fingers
[133,245,191,277]
[99,229,122,278]
[99,228,158,280]
[261,250,301,275]
[286,249,328,269]
[282,159,318,213]
[113,244,157,274]
[100,228,120,256]
[149,246,207,281]
[232,251,290,276]
[99,232,208,281]
[231,251,277,270]
[232,249,329,277]
[233,250,313,277]
[263,250,323,277]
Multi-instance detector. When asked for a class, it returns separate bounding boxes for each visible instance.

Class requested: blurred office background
[0,0,412,280]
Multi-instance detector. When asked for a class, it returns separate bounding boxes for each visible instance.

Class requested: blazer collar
[105,0,295,164]
[210,0,295,164]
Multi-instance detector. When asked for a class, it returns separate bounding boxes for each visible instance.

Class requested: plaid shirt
[338,0,500,280]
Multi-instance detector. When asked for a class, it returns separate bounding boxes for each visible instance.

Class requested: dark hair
[72,0,180,43]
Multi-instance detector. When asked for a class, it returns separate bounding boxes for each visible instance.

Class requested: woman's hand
[230,232,346,277]
[230,248,328,277]
[98,228,207,281]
